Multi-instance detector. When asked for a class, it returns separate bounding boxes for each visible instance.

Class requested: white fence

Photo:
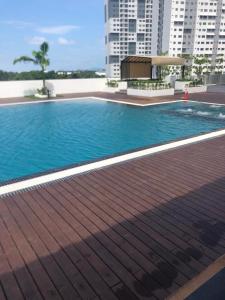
[0,78,107,98]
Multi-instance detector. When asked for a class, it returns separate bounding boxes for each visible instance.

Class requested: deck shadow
[0,173,225,300]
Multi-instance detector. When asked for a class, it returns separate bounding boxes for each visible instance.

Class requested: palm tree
[13,42,50,94]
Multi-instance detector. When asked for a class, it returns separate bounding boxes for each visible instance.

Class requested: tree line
[0,70,105,81]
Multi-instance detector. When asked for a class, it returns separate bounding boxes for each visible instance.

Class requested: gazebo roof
[121,55,185,66]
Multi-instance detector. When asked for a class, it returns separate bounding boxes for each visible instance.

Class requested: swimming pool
[1,98,225,184]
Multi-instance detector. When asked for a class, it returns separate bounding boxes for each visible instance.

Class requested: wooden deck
[0,91,176,105]
[1,90,225,106]
[1,91,225,299]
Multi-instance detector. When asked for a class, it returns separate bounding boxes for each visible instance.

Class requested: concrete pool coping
[0,95,184,107]
[1,97,225,196]
[167,254,225,300]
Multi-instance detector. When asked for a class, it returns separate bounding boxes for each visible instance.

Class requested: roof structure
[121,55,186,65]
[121,55,185,80]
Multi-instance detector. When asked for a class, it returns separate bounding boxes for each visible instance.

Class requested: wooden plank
[20,190,117,300]
[0,218,43,300]
[0,200,62,300]
[37,186,158,300]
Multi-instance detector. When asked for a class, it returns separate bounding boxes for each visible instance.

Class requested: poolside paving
[0,91,174,106]
[0,91,176,105]
[1,91,225,299]
[1,88,225,105]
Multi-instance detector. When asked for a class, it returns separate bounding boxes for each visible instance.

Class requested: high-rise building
[104,0,164,78]
[105,0,225,78]
[168,0,225,72]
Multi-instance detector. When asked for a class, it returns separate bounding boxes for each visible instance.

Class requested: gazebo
[121,55,186,80]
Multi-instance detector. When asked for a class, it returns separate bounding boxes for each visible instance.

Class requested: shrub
[106,80,119,88]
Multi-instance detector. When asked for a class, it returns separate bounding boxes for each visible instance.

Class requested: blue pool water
[186,268,225,300]
[0,98,225,183]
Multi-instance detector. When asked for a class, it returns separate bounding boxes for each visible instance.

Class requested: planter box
[104,87,119,93]
[188,86,207,93]
[104,81,127,93]
[118,81,127,90]
[175,81,207,93]
[34,93,48,99]
[127,88,175,97]
[175,81,191,91]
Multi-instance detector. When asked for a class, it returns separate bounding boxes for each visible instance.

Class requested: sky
[0,0,105,71]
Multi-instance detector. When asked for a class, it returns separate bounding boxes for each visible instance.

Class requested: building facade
[167,0,225,72]
[104,0,164,78]
[105,0,225,78]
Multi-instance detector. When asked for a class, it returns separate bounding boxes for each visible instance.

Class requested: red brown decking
[0,91,176,105]
[1,90,225,105]
[0,92,225,299]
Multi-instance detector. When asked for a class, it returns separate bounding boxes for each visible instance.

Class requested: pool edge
[166,254,225,300]
[1,128,225,197]
[0,96,184,107]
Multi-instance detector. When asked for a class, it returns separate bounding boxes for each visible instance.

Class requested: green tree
[13,42,50,94]
[0,69,105,81]
[192,55,209,81]
[215,54,224,74]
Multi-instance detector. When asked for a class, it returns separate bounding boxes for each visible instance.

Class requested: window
[128,42,136,55]
[109,55,119,64]
[137,33,145,42]
[129,19,137,32]
[137,0,145,18]
[109,33,119,42]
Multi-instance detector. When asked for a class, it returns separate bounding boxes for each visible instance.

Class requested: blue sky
[0,0,104,71]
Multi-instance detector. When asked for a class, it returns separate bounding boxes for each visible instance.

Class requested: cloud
[37,25,79,35]
[57,37,75,45]
[1,20,34,29]
[28,36,47,45]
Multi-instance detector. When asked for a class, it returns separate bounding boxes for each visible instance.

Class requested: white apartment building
[104,0,164,78]
[105,0,225,78]
[167,0,225,72]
